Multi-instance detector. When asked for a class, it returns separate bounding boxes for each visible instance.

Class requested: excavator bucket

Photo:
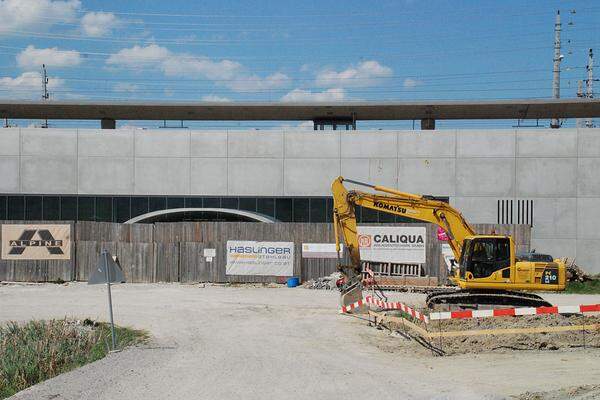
[340,285,363,309]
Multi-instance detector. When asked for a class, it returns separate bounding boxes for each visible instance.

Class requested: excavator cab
[458,236,512,282]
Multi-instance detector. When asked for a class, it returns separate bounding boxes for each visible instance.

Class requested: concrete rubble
[302,272,342,290]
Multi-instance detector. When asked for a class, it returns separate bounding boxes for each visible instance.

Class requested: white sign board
[203,248,216,257]
[226,241,294,276]
[441,243,455,271]
[1,224,71,260]
[302,243,343,259]
[357,226,426,264]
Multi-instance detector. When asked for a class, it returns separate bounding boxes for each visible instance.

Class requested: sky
[0,0,598,129]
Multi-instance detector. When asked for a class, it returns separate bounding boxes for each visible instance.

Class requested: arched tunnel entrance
[124,208,276,224]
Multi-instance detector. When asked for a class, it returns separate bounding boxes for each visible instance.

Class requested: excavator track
[426,289,552,309]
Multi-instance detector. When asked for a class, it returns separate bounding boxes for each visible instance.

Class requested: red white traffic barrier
[339,298,366,314]
[340,296,600,324]
[364,295,429,323]
[428,303,600,321]
[339,295,429,323]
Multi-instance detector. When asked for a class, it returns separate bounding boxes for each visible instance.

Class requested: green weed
[0,319,147,399]
[565,279,600,294]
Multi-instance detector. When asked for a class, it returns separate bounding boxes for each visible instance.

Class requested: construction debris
[565,260,594,282]
[302,272,342,290]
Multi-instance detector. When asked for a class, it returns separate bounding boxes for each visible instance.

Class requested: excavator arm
[332,176,476,305]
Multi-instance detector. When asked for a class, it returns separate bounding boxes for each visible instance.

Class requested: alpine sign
[1,224,71,260]
[357,226,426,264]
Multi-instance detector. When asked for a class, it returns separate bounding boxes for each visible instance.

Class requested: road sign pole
[103,250,117,350]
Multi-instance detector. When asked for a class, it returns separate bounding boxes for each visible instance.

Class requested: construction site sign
[302,243,343,258]
[226,240,294,276]
[357,226,426,264]
[1,224,71,260]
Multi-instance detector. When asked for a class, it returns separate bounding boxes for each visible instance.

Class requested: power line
[74,5,600,20]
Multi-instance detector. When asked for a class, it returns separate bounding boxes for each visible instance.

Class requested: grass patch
[565,279,600,294]
[0,319,148,399]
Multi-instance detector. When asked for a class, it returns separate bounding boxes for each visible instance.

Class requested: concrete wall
[1,127,600,273]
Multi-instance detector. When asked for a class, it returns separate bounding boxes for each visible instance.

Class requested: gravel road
[1,283,599,400]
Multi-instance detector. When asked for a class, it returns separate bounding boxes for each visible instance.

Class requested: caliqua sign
[357,226,426,264]
[1,224,71,260]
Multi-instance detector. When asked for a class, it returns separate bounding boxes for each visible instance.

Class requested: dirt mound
[515,384,600,400]
[381,312,600,356]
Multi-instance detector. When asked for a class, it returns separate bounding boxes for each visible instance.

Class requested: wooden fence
[0,221,530,284]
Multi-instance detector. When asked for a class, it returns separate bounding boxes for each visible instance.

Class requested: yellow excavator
[332,177,566,308]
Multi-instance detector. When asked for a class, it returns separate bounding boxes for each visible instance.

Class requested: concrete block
[530,238,576,260]
[135,130,190,157]
[190,131,228,157]
[456,130,515,157]
[78,129,134,157]
[284,159,340,196]
[228,131,283,158]
[575,239,600,274]
[341,131,397,158]
[516,158,577,197]
[0,128,20,156]
[577,198,600,239]
[191,158,228,195]
[398,158,455,196]
[517,129,577,157]
[578,158,600,196]
[228,158,283,195]
[451,196,499,224]
[341,158,397,189]
[456,158,514,196]
[20,156,77,194]
[397,130,455,157]
[578,128,600,156]
[0,156,19,192]
[134,157,190,195]
[21,128,77,157]
[530,197,576,239]
[285,131,340,158]
[78,157,133,195]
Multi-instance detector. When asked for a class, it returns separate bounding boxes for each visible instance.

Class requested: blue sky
[0,0,598,128]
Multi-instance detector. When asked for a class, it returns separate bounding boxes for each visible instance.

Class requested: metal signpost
[88,249,125,350]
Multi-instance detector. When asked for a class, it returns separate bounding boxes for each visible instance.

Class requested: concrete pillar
[421,118,435,130]
[101,118,116,129]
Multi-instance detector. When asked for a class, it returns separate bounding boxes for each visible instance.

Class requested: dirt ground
[1,283,599,400]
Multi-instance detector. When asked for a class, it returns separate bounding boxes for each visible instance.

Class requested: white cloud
[81,11,117,37]
[107,44,289,92]
[161,54,244,81]
[226,72,288,92]
[113,82,139,93]
[296,121,315,130]
[0,71,64,98]
[201,94,231,102]
[315,60,392,88]
[106,44,170,67]
[281,88,346,102]
[0,0,80,35]
[16,45,81,69]
[403,77,422,88]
